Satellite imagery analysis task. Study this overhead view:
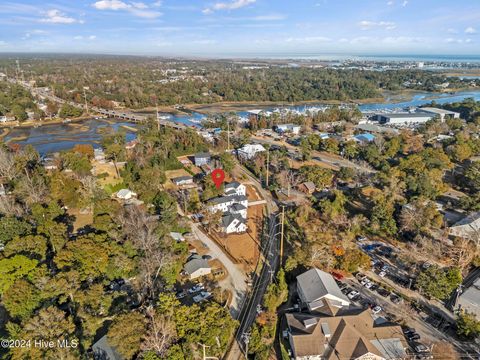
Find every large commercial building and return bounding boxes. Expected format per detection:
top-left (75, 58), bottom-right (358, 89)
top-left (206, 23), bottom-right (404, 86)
top-left (374, 113), bottom-right (434, 126)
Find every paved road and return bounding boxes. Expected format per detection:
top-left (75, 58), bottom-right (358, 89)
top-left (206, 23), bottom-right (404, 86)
top-left (227, 213), bottom-right (280, 360)
top-left (189, 222), bottom-right (248, 319)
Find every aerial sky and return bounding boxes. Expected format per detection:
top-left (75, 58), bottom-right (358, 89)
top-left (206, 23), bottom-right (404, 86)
top-left (0, 0), bottom-right (479, 57)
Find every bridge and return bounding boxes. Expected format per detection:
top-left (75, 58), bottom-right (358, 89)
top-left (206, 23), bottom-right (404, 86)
top-left (9, 78), bottom-right (187, 130)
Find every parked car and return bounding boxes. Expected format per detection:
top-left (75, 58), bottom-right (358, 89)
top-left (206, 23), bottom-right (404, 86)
top-left (403, 327), bottom-right (416, 335)
top-left (361, 278), bottom-right (370, 285)
top-left (193, 291), bottom-right (211, 303)
top-left (364, 281), bottom-right (374, 289)
top-left (391, 294), bottom-right (402, 304)
top-left (377, 288), bottom-right (390, 297)
top-left (413, 343), bottom-right (430, 353)
top-left (407, 333), bottom-right (421, 341)
top-left (347, 290), bottom-right (359, 299)
top-left (188, 284), bottom-right (204, 294)
top-left (372, 306), bottom-right (382, 314)
top-left (356, 235), bottom-right (368, 242)
top-left (370, 283), bottom-right (379, 291)
top-left (176, 291), bottom-right (187, 299)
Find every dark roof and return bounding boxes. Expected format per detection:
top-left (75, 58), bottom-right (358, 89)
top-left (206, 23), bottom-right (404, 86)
top-left (208, 194), bottom-right (248, 205)
top-left (184, 254), bottom-right (210, 274)
top-left (225, 181), bottom-right (242, 190)
top-left (222, 213), bottom-right (246, 228)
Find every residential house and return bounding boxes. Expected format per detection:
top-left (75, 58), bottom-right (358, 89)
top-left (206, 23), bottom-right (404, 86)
top-left (225, 181), bottom-right (246, 196)
top-left (172, 176), bottom-right (194, 187)
top-left (94, 148), bottom-right (106, 162)
top-left (169, 232), bottom-right (185, 242)
top-left (449, 211), bottom-right (480, 238)
top-left (116, 189), bottom-right (137, 200)
top-left (297, 181), bottom-right (316, 195)
top-left (455, 276), bottom-right (480, 319)
top-left (92, 335), bottom-right (123, 360)
top-left (353, 133), bottom-right (376, 144)
top-left (275, 124), bottom-right (301, 135)
top-left (222, 213), bottom-right (247, 234)
top-left (237, 143), bottom-right (266, 160)
top-left (286, 307), bottom-right (407, 360)
top-left (207, 181), bottom-right (249, 234)
top-left (296, 268), bottom-right (350, 312)
top-left (184, 254), bottom-right (211, 280)
top-left (194, 152), bottom-right (211, 166)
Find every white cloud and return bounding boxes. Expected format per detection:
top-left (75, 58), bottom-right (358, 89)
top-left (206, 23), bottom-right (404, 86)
top-left (466, 38), bottom-right (473, 43)
top-left (92, 0), bottom-right (162, 18)
top-left (401, 0), bottom-right (408, 7)
top-left (465, 26), bottom-right (477, 34)
top-left (359, 20), bottom-right (396, 30)
top-left (203, 0), bottom-right (255, 14)
top-left (445, 38), bottom-right (464, 44)
top-left (387, 1), bottom-right (394, 5)
top-left (40, 9), bottom-right (80, 24)
top-left (285, 36), bottom-right (331, 44)
top-left (193, 39), bottom-right (217, 45)
top-left (93, 0), bottom-right (130, 10)
top-left (252, 14), bottom-right (285, 21)
top-left (74, 35), bottom-right (97, 40)
top-left (89, 35), bottom-right (97, 40)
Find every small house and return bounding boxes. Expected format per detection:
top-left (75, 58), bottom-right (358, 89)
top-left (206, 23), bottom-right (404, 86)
top-left (116, 189), bottom-right (137, 200)
top-left (275, 124), bottom-right (301, 135)
top-left (184, 254), bottom-right (211, 280)
top-left (194, 152), bottom-right (211, 167)
top-left (222, 213), bottom-right (248, 234)
top-left (169, 232), bottom-right (185, 242)
top-left (172, 176), bottom-right (194, 187)
top-left (298, 181), bottom-right (316, 195)
top-left (237, 144), bottom-right (266, 160)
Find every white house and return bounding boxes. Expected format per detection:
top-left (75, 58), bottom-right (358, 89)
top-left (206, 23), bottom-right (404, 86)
top-left (208, 194), bottom-right (248, 213)
top-left (276, 124), bottom-right (301, 135)
top-left (0, 116), bottom-right (7, 123)
top-left (116, 189), bottom-right (137, 200)
top-left (237, 144), bottom-right (266, 160)
top-left (169, 232), bottom-right (185, 242)
top-left (172, 176), bottom-right (194, 187)
top-left (225, 181), bottom-right (246, 196)
top-left (184, 255), bottom-right (211, 280)
top-left (194, 152), bottom-right (211, 166)
top-left (222, 213), bottom-right (248, 234)
top-left (296, 268), bottom-right (350, 312)
top-left (229, 203), bottom-right (248, 218)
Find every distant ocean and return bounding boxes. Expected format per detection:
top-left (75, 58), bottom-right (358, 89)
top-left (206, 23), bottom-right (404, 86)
top-left (216, 53), bottom-right (480, 63)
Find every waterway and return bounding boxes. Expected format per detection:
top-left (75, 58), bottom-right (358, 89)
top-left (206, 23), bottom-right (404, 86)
top-left (3, 89), bottom-right (480, 155)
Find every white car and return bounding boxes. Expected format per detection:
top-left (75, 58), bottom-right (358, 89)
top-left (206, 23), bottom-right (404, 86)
top-left (364, 281), bottom-right (374, 289)
top-left (347, 290), bottom-right (359, 299)
top-left (372, 306), bottom-right (382, 314)
top-left (188, 284), bottom-right (205, 294)
top-left (193, 291), bottom-right (211, 303)
top-left (379, 271), bottom-right (387, 277)
top-left (361, 278), bottom-right (370, 285)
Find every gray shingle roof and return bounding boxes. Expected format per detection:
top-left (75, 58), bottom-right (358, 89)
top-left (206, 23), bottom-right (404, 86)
top-left (297, 268), bottom-right (349, 304)
top-left (184, 255), bottom-right (210, 275)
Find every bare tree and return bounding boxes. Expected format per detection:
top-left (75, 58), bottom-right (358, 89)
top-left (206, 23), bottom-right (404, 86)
top-left (277, 169), bottom-right (300, 197)
top-left (0, 147), bottom-right (18, 181)
top-left (142, 307), bottom-right (176, 357)
top-left (116, 205), bottom-right (171, 300)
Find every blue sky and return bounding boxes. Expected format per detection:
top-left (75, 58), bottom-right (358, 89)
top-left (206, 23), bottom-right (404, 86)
top-left (0, 0), bottom-right (478, 57)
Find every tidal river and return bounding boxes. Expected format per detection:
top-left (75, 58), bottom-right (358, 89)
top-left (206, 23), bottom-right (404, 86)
top-left (3, 89), bottom-right (480, 155)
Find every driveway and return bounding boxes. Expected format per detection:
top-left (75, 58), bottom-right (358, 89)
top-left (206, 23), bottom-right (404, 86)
top-left (190, 222), bottom-right (248, 319)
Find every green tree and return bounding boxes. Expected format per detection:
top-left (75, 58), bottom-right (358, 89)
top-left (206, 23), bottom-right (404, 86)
top-left (219, 152), bottom-right (235, 173)
top-left (299, 165), bottom-right (333, 188)
top-left (107, 312), bottom-right (147, 359)
top-left (2, 279), bottom-right (41, 320)
top-left (0, 216), bottom-right (32, 245)
top-left (4, 234), bottom-right (48, 261)
top-left (0, 255), bottom-right (38, 294)
top-left (416, 265), bottom-right (462, 300)
top-left (456, 311), bottom-right (480, 339)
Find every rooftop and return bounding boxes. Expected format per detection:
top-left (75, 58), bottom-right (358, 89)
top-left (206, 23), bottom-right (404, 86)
top-left (297, 268), bottom-right (350, 305)
top-left (184, 254), bottom-right (210, 275)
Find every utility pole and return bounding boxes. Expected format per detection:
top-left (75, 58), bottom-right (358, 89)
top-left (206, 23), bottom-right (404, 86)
top-left (280, 205), bottom-right (285, 266)
top-left (197, 343), bottom-right (218, 360)
top-left (227, 118), bottom-right (230, 151)
top-left (265, 149), bottom-right (270, 188)
top-left (156, 103), bottom-right (160, 131)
